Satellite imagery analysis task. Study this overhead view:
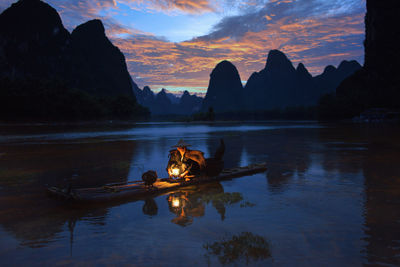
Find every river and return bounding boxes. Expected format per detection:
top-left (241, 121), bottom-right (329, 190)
top-left (0, 121), bottom-right (399, 266)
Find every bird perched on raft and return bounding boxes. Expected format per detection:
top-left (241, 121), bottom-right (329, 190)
top-left (142, 170), bottom-right (158, 189)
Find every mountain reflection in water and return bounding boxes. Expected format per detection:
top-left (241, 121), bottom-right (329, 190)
top-left (0, 122), bottom-right (399, 266)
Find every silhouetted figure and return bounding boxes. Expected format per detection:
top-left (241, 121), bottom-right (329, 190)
top-left (167, 139), bottom-right (225, 179)
top-left (167, 140), bottom-right (206, 180)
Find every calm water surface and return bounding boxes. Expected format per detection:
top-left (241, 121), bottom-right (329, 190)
top-left (0, 122), bottom-right (399, 266)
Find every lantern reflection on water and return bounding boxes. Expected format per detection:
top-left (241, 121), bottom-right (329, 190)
top-left (171, 196), bottom-right (181, 208)
top-left (167, 192), bottom-right (193, 227)
top-left (168, 194), bottom-right (183, 211)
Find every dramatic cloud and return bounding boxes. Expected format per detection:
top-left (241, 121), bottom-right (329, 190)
top-left (119, 0), bottom-right (271, 14)
top-left (113, 0), bottom-right (365, 91)
top-left (0, 0), bottom-right (366, 93)
top-left (125, 0), bottom-right (215, 14)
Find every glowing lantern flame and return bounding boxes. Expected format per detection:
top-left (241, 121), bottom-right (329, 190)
top-left (172, 197), bottom-right (180, 208)
top-left (171, 168), bottom-right (180, 177)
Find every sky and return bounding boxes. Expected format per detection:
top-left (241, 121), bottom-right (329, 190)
top-left (1, 0), bottom-right (366, 96)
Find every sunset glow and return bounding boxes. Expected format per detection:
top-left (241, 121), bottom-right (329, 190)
top-left (0, 0), bottom-right (365, 94)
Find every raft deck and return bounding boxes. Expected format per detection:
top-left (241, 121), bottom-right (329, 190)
top-left (47, 163), bottom-right (267, 202)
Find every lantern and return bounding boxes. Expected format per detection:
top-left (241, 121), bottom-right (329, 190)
top-left (168, 163), bottom-right (188, 179)
top-left (171, 167), bottom-right (180, 177)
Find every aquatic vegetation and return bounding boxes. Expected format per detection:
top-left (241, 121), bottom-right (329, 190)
top-left (204, 232), bottom-right (271, 265)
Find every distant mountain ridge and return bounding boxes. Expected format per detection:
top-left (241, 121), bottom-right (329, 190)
top-left (135, 49), bottom-right (361, 117)
top-left (0, 0), bottom-right (365, 120)
top-left (245, 50), bottom-right (361, 110)
top-left (202, 50), bottom-right (361, 113)
top-left (133, 87), bottom-right (202, 115)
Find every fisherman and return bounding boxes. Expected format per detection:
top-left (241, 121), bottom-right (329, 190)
top-left (167, 139), bottom-right (206, 180)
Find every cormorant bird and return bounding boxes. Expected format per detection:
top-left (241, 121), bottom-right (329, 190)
top-left (142, 170), bottom-right (158, 189)
top-left (214, 139), bottom-right (225, 160)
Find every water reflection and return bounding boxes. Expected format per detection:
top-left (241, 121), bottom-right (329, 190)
top-left (318, 126), bottom-right (367, 174)
top-left (0, 140), bottom-right (136, 189)
top-left (361, 133), bottom-right (400, 266)
top-left (234, 127), bottom-right (315, 193)
top-left (142, 198), bottom-right (158, 216)
top-left (318, 125), bottom-right (400, 266)
top-left (166, 183), bottom-right (252, 226)
top-left (204, 232), bottom-right (272, 265)
top-left (0, 139), bottom-right (137, 252)
top-left (0, 122), bottom-right (399, 266)
top-left (207, 135), bottom-right (244, 169)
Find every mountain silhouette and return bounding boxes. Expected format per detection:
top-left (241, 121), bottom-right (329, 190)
top-left (166, 91), bottom-right (180, 104)
top-left (315, 60), bottom-right (361, 96)
top-left (0, 0), bottom-right (70, 80)
top-left (243, 50), bottom-right (360, 111)
top-left (154, 89), bottom-right (173, 114)
top-left (295, 62), bottom-right (317, 105)
top-left (245, 50), bottom-right (298, 109)
top-left (134, 85), bottom-right (153, 107)
top-left (198, 50), bottom-right (360, 115)
top-left (69, 19), bottom-right (134, 97)
top-left (0, 0), bottom-right (376, 120)
top-left (0, 0), bottom-right (134, 97)
top-left (179, 90), bottom-right (202, 114)
top-left (334, 0), bottom-right (400, 117)
top-left (0, 0), bottom-right (146, 120)
top-left (202, 60), bottom-right (244, 112)
top-left (132, 86), bottom-right (202, 115)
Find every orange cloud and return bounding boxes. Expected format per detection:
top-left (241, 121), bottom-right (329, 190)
top-left (111, 6), bottom-right (365, 92)
top-left (117, 0), bottom-right (215, 14)
top-left (0, 0), bottom-right (365, 93)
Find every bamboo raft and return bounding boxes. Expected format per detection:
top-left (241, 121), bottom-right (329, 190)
top-left (47, 163), bottom-right (267, 202)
